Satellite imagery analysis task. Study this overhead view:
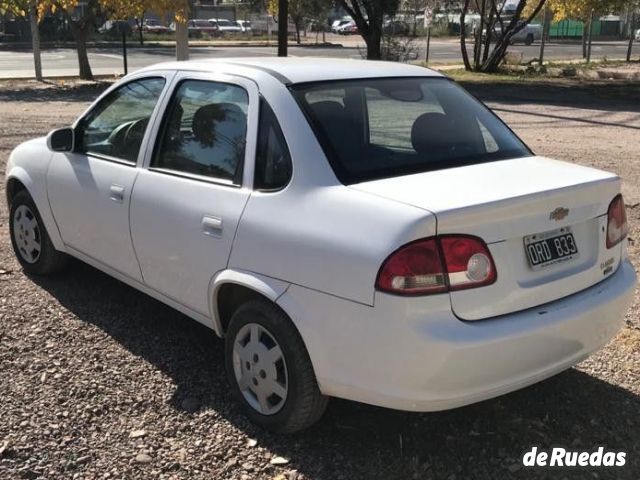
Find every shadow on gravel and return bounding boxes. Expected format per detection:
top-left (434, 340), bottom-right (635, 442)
top-left (0, 82), bottom-right (112, 103)
top-left (462, 81), bottom-right (640, 114)
top-left (31, 259), bottom-right (640, 480)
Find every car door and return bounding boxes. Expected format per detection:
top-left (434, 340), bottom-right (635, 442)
top-left (129, 72), bottom-right (257, 316)
top-left (46, 73), bottom-right (173, 281)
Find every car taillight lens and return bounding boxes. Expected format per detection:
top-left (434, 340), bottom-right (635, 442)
top-left (440, 236), bottom-right (497, 291)
top-left (606, 194), bottom-right (628, 249)
top-left (376, 235), bottom-right (497, 296)
top-left (376, 238), bottom-right (447, 295)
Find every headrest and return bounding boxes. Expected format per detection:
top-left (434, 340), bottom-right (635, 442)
top-left (192, 103), bottom-right (245, 147)
top-left (309, 101), bottom-right (345, 122)
top-left (411, 112), bottom-right (458, 155)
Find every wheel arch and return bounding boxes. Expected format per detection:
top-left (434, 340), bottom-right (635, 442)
top-left (5, 168), bottom-right (65, 251)
top-left (6, 176), bottom-right (30, 209)
top-left (5, 170), bottom-right (34, 208)
top-left (209, 269), bottom-right (290, 337)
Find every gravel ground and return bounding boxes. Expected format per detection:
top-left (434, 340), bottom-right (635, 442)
top-left (0, 79), bottom-right (639, 480)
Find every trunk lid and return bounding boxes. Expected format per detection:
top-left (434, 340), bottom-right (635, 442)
top-left (352, 156), bottom-right (623, 320)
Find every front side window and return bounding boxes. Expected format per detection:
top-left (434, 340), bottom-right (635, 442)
top-left (290, 77), bottom-right (531, 184)
top-left (152, 80), bottom-right (248, 184)
top-left (78, 77), bottom-right (165, 163)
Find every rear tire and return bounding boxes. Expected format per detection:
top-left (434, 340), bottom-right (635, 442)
top-left (9, 190), bottom-right (67, 275)
top-left (525, 34), bottom-right (534, 45)
top-left (224, 299), bottom-right (328, 433)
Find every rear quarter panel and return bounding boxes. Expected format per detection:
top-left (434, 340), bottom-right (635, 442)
top-left (229, 186), bottom-right (436, 305)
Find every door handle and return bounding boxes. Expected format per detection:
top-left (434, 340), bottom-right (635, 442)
top-left (109, 185), bottom-right (125, 203)
top-left (202, 216), bottom-right (223, 237)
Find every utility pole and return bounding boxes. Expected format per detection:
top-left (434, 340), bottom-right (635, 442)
top-left (627, 13), bottom-right (636, 62)
top-left (278, 0), bottom-right (288, 57)
top-left (122, 27), bottom-right (128, 75)
top-left (425, 26), bottom-right (431, 62)
top-left (586, 9), bottom-right (594, 63)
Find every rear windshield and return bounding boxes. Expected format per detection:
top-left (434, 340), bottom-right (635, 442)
top-left (290, 77), bottom-right (531, 184)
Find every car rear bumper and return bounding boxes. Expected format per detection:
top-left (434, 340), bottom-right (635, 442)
top-left (277, 259), bottom-right (636, 412)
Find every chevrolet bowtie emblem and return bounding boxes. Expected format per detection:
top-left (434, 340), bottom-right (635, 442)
top-left (549, 207), bottom-right (569, 221)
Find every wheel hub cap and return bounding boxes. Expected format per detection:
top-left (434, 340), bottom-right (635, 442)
top-left (232, 323), bottom-right (288, 415)
top-left (13, 205), bottom-right (41, 264)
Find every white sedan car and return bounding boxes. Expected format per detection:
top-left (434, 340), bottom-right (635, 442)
top-left (5, 58), bottom-right (636, 433)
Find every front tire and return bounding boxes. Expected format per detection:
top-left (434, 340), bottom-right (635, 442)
top-left (525, 34), bottom-right (534, 45)
top-left (224, 299), bottom-right (328, 433)
top-left (9, 190), bottom-right (67, 275)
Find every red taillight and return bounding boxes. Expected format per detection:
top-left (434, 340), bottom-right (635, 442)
top-left (376, 235), bottom-right (497, 296)
top-left (376, 238), bottom-right (447, 295)
top-left (606, 194), bottom-right (628, 249)
top-left (440, 235), bottom-right (497, 291)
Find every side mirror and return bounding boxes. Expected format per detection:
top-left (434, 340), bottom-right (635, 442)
top-left (46, 127), bottom-right (75, 152)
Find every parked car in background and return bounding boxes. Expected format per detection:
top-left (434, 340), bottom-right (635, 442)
top-left (209, 18), bottom-right (242, 34)
top-left (382, 20), bottom-right (409, 35)
top-left (486, 21), bottom-right (542, 45)
top-left (636, 28), bottom-right (640, 41)
top-left (170, 20), bottom-right (218, 37)
top-left (188, 19), bottom-right (219, 37)
top-left (98, 20), bottom-right (132, 36)
top-left (337, 21), bottom-right (358, 35)
top-left (237, 20), bottom-right (252, 33)
top-left (251, 16), bottom-right (296, 35)
top-left (331, 18), bottom-right (352, 33)
top-left (308, 20), bottom-right (327, 32)
top-left (6, 58), bottom-right (635, 433)
top-left (141, 19), bottom-right (170, 34)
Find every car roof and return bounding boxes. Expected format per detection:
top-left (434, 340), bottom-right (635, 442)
top-left (138, 57), bottom-right (443, 85)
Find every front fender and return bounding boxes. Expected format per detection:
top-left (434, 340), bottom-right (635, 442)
top-left (208, 269), bottom-right (290, 336)
top-left (5, 139), bottom-right (65, 251)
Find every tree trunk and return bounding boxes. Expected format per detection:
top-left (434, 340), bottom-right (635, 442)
top-left (460, 0), bottom-right (472, 71)
top-left (364, 28), bottom-right (382, 59)
top-left (69, 21), bottom-right (93, 80)
top-left (482, 8), bottom-right (494, 65)
top-left (277, 0), bottom-right (288, 57)
top-left (627, 14), bottom-right (635, 62)
top-left (474, 0), bottom-right (486, 70)
top-left (135, 17), bottom-right (144, 46)
top-left (175, 20), bottom-right (189, 61)
top-left (295, 21), bottom-right (301, 44)
top-left (29, 4), bottom-right (42, 81)
top-left (481, 31), bottom-right (513, 73)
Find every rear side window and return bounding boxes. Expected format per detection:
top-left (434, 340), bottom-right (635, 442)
top-left (254, 99), bottom-right (292, 191)
top-left (152, 80), bottom-right (248, 184)
top-left (290, 78), bottom-right (531, 184)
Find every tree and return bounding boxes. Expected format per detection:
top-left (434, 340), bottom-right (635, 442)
top-left (337, 0), bottom-right (401, 59)
top-left (286, 0), bottom-right (331, 43)
top-left (29, 0), bottom-right (98, 79)
top-left (540, 0), bottom-right (628, 58)
top-left (460, 0), bottom-right (547, 72)
top-left (103, 0), bottom-right (190, 60)
top-left (0, 0), bottom-right (43, 80)
top-left (625, 1), bottom-right (640, 61)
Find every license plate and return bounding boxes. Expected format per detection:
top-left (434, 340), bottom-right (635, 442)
top-left (524, 227), bottom-right (578, 270)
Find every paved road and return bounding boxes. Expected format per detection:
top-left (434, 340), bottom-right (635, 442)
top-left (0, 40), bottom-right (634, 78)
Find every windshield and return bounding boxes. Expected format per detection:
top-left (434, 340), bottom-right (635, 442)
top-left (290, 77), bottom-right (531, 184)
